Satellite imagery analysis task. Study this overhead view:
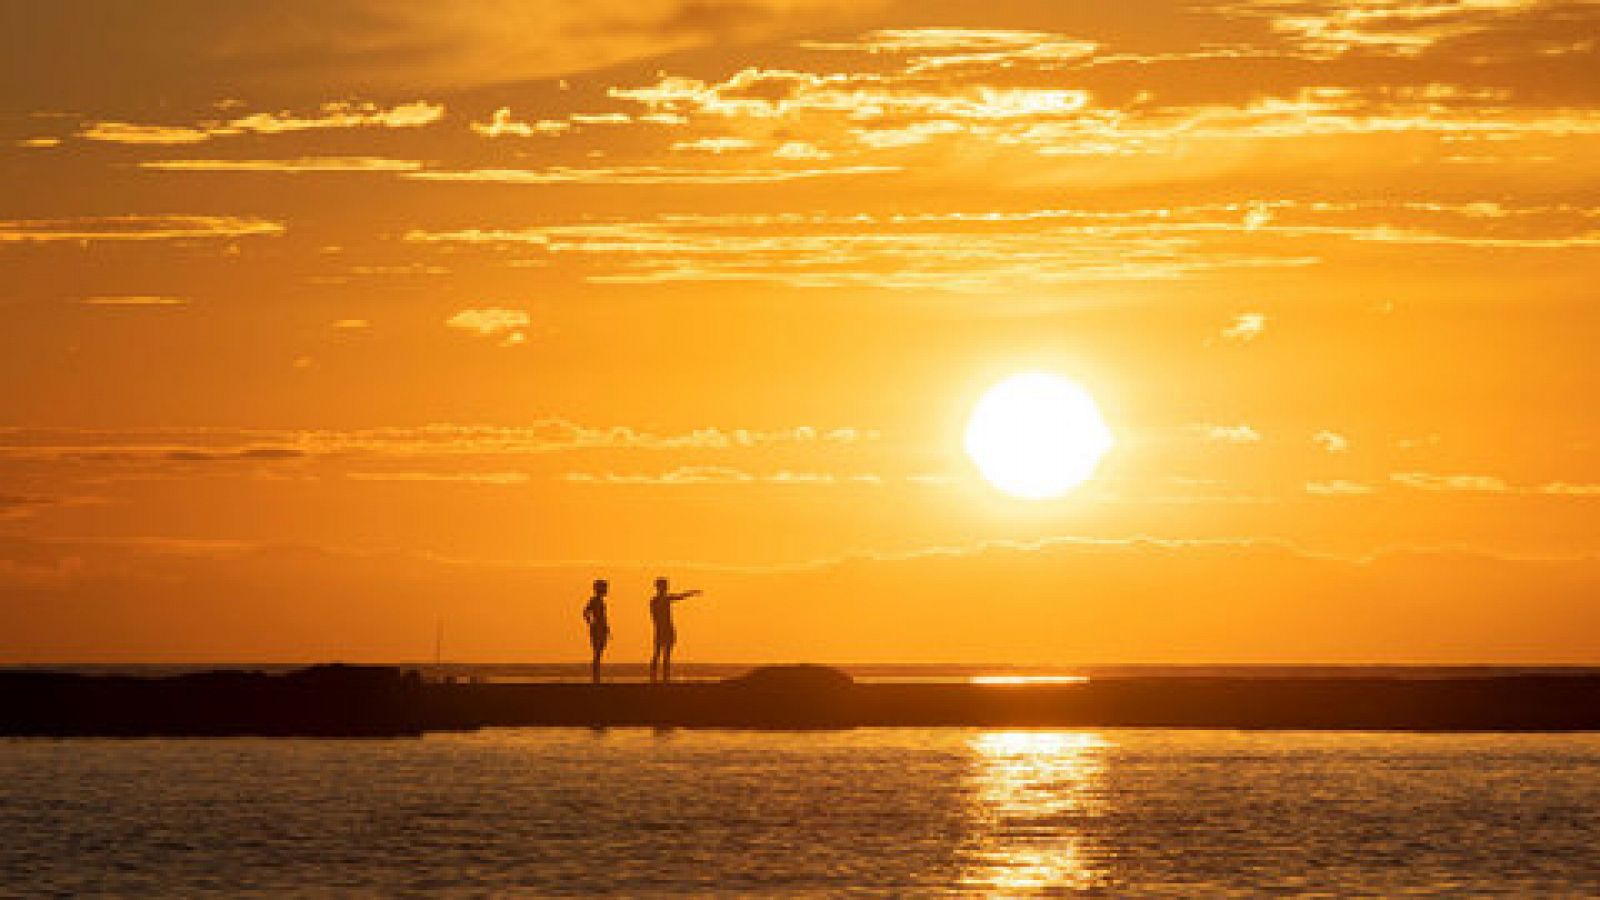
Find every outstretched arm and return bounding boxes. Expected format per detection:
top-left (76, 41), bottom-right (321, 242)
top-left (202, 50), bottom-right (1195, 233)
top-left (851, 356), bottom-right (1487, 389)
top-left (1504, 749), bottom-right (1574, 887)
top-left (669, 589), bottom-right (703, 602)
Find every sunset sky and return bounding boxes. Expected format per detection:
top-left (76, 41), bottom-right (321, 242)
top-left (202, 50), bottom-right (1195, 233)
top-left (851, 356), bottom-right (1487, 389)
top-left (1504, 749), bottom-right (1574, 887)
top-left (2, 0), bottom-right (1596, 663)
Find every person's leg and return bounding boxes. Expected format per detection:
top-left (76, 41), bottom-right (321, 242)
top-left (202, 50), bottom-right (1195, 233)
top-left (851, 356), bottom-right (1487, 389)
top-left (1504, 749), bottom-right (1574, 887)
top-left (650, 641), bottom-right (662, 682)
top-left (662, 638), bottom-right (674, 683)
top-left (591, 636), bottom-right (602, 684)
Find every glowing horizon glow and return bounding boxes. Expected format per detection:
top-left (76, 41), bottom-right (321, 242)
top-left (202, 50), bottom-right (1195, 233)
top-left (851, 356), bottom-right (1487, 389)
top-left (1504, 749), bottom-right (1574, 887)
top-left (964, 373), bottom-right (1114, 500)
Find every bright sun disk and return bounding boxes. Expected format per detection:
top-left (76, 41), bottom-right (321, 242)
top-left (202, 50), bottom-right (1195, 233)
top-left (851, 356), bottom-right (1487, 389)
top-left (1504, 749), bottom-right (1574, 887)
top-left (964, 373), bottom-right (1113, 500)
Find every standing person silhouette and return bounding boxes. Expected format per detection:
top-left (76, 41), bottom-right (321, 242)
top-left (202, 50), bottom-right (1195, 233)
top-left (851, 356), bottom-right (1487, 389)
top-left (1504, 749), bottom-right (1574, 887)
top-left (583, 579), bottom-right (610, 684)
top-left (649, 577), bottom-right (701, 683)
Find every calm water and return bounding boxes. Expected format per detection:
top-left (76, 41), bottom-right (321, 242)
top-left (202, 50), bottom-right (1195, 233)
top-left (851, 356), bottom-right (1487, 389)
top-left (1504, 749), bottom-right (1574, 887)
top-left (2, 729), bottom-right (1598, 896)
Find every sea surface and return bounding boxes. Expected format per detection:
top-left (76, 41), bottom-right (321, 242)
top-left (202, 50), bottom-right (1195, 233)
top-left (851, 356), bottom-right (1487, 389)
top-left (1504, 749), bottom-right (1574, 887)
top-left (2, 729), bottom-right (1598, 896)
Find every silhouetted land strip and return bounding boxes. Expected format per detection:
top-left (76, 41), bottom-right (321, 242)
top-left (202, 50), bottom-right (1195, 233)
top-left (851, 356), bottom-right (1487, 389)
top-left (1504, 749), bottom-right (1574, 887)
top-left (3, 664), bottom-right (1598, 736)
top-left (0, 665), bottom-right (425, 737)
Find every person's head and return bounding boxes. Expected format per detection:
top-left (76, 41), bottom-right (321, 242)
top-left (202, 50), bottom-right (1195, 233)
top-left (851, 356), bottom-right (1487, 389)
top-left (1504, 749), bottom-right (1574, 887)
top-left (592, 578), bottom-right (608, 596)
top-left (654, 577), bottom-right (669, 594)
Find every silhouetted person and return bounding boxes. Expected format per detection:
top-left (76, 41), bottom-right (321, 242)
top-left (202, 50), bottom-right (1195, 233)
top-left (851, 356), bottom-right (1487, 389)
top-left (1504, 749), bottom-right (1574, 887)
top-left (649, 577), bottom-right (701, 683)
top-left (583, 579), bottom-right (610, 684)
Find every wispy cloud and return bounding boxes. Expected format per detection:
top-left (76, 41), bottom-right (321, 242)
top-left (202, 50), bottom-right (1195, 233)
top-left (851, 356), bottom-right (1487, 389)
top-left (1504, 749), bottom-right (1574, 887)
top-left (347, 472), bottom-right (531, 485)
top-left (1199, 424), bottom-right (1264, 443)
top-left (77, 123), bottom-right (214, 145)
top-left (562, 467), bottom-right (887, 486)
top-left (595, 27), bottom-right (1600, 169)
top-left (78, 295), bottom-right (190, 307)
top-left (79, 101), bottom-right (444, 145)
top-left (403, 165), bottom-right (897, 185)
top-left (0, 493), bottom-right (104, 521)
top-left (1392, 472), bottom-right (1510, 492)
top-left (1220, 312), bottom-right (1268, 342)
top-left (0, 215), bottom-right (283, 243)
top-left (138, 157), bottom-right (424, 173)
top-left (1390, 473), bottom-right (1600, 496)
top-left (34, 1), bottom-right (882, 94)
top-left (673, 136), bottom-right (760, 153)
top-left (1305, 479), bottom-right (1375, 494)
top-left (400, 199), bottom-right (1597, 291)
top-left (1212, 0), bottom-right (1564, 57)
top-left (0, 422), bottom-right (878, 464)
top-left (1538, 482), bottom-right (1600, 496)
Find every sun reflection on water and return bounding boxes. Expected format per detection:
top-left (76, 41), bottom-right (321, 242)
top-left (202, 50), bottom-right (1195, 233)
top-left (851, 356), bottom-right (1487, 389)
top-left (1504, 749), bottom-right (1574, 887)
top-left (960, 730), bottom-right (1110, 895)
top-left (969, 675), bottom-right (1091, 686)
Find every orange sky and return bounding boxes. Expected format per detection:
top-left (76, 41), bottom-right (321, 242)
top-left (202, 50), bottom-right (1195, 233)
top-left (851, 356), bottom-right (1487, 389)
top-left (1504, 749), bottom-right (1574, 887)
top-left (1, 0), bottom-right (1596, 663)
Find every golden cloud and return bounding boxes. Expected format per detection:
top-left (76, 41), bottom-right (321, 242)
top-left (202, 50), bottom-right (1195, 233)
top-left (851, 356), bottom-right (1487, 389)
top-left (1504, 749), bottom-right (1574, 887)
top-left (79, 101), bottom-right (444, 145)
top-left (400, 199), bottom-right (1597, 291)
top-left (0, 215), bottom-right (284, 243)
top-left (138, 157), bottom-right (425, 173)
top-left (79, 296), bottom-right (190, 307)
top-left (444, 308), bottom-right (531, 347)
top-left (403, 165), bottom-right (897, 184)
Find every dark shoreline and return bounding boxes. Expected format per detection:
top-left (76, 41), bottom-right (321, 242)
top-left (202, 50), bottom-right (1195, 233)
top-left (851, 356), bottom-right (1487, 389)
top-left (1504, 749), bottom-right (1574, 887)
top-left (3, 664), bottom-right (1599, 736)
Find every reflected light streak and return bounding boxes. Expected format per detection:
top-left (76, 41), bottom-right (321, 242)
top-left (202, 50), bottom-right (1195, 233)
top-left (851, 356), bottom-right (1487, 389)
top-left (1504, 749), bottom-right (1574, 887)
top-left (960, 731), bottom-right (1110, 893)
top-left (970, 675), bottom-right (1091, 686)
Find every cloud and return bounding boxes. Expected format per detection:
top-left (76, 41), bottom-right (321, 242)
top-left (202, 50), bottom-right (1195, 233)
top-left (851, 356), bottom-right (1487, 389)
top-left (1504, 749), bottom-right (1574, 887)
top-left (403, 165), bottom-right (898, 185)
top-left (1198, 424), bottom-right (1264, 443)
top-left (1386, 472), bottom-right (1600, 497)
top-left (401, 199), bottom-right (1599, 292)
top-left (0, 495), bottom-right (61, 521)
top-left (1305, 479), bottom-right (1375, 494)
top-left (1212, 0), bottom-right (1570, 58)
top-left (773, 141), bottom-right (831, 159)
top-left (347, 264), bottom-right (448, 276)
top-left (162, 447), bottom-right (308, 463)
top-left (569, 112), bottom-right (633, 125)
top-left (673, 136), bottom-right (759, 153)
top-left (444, 308), bottom-right (531, 346)
top-left (469, 108), bottom-right (571, 137)
top-left (0, 422), bottom-right (878, 465)
top-left (79, 101), bottom-right (444, 144)
top-left (599, 31), bottom-right (1600, 171)
top-left (2, 1), bottom-right (880, 100)
top-left (1391, 472), bottom-right (1510, 492)
top-left (1538, 482), bottom-right (1600, 496)
top-left (403, 208), bottom-right (1324, 291)
top-left (230, 101), bottom-right (443, 133)
top-left (0, 215), bottom-right (284, 243)
top-left (330, 319), bottom-right (371, 329)
top-left (611, 66), bottom-right (1095, 123)
top-left (1220, 312), bottom-right (1268, 342)
top-left (1382, 477), bottom-right (1600, 497)
top-left (347, 472), bottom-right (531, 484)
top-left (1005, 86), bottom-right (1600, 160)
top-left (1314, 430), bottom-right (1350, 453)
top-left (79, 295), bottom-right (190, 307)
top-left (561, 467), bottom-right (887, 486)
top-left (803, 27), bottom-right (1099, 60)
top-left (76, 123), bottom-right (214, 145)
top-left (592, 24), bottom-right (1600, 169)
top-left (138, 157), bottom-right (424, 173)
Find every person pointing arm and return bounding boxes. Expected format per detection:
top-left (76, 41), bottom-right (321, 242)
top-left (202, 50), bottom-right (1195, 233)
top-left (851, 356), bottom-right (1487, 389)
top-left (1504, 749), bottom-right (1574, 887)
top-left (649, 578), bottom-right (703, 683)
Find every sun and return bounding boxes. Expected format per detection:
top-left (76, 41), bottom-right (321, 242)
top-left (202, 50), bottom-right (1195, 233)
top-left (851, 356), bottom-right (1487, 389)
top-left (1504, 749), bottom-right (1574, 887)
top-left (964, 373), bottom-right (1113, 500)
